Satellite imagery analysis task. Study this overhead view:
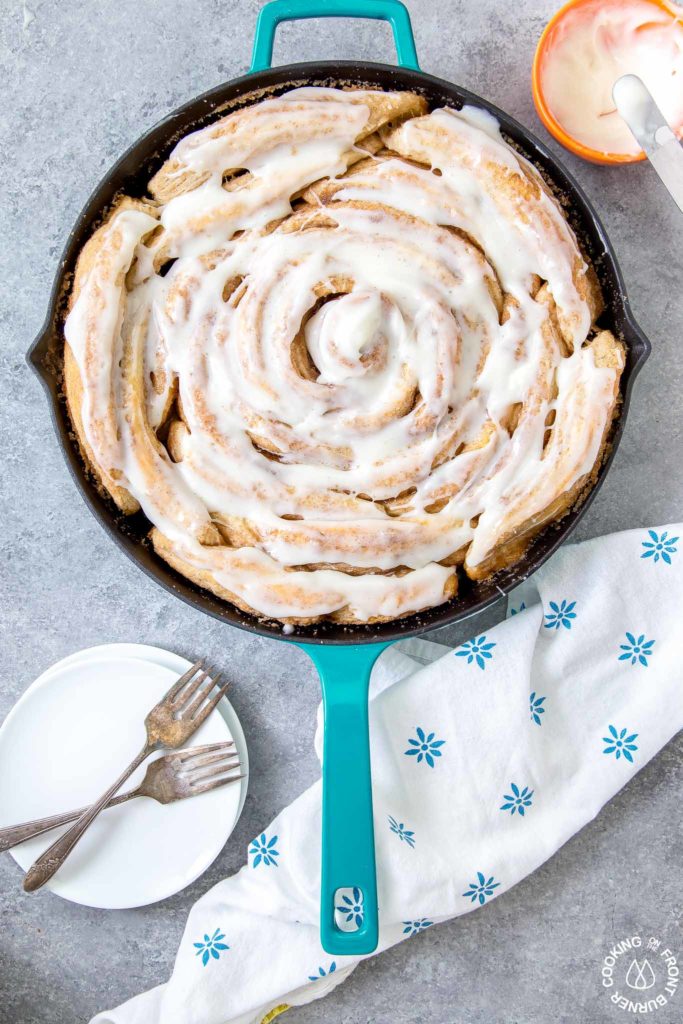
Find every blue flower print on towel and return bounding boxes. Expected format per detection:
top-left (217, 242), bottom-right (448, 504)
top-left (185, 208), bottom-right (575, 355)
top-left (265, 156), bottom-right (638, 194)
top-left (249, 832), bottom-right (279, 868)
top-left (641, 529), bottom-right (678, 565)
top-left (500, 783), bottom-right (534, 816)
top-left (403, 918), bottom-right (433, 936)
top-left (530, 692), bottom-right (546, 726)
top-left (510, 601), bottom-right (527, 616)
top-left (618, 633), bottom-right (655, 667)
top-left (463, 872), bottom-right (501, 905)
top-left (336, 888), bottom-right (364, 927)
top-left (388, 815), bottom-right (416, 848)
top-left (602, 725), bottom-right (638, 763)
top-left (404, 727), bottom-right (446, 767)
top-left (455, 635), bottom-right (496, 670)
top-left (193, 928), bottom-right (229, 966)
top-left (544, 599), bottom-right (577, 631)
top-left (309, 962), bottom-right (336, 982)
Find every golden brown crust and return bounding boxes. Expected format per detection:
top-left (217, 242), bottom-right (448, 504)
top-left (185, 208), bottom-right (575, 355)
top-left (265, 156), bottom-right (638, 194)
top-left (150, 527), bottom-right (457, 626)
top-left (63, 198), bottom-right (158, 514)
top-left (64, 341), bottom-right (140, 514)
top-left (465, 330), bottom-right (625, 580)
top-left (149, 90), bottom-right (428, 204)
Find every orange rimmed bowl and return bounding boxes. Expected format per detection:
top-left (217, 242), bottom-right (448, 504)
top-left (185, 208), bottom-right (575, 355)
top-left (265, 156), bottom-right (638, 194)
top-left (532, 0), bottom-right (682, 164)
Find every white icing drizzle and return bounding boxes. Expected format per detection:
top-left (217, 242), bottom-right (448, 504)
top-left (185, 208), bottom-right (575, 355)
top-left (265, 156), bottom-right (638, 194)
top-left (64, 88), bottom-right (623, 623)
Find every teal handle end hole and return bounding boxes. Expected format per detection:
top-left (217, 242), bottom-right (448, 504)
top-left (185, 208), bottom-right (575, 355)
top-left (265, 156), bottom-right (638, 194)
top-left (333, 886), bottom-right (365, 933)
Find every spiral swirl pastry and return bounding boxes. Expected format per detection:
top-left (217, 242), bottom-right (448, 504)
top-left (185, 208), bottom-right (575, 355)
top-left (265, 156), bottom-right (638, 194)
top-left (64, 87), bottom-right (624, 625)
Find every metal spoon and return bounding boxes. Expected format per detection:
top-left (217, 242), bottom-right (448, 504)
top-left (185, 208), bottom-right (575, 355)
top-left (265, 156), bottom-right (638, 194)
top-left (613, 74), bottom-right (683, 213)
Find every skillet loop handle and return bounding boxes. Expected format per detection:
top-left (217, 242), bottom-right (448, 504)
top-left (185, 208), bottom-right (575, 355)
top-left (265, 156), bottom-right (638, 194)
top-left (299, 641), bottom-right (389, 955)
top-left (250, 0), bottom-right (420, 73)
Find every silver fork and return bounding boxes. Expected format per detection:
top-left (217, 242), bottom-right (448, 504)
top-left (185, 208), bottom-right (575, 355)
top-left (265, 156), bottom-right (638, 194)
top-left (0, 743), bottom-right (242, 853)
top-left (23, 661), bottom-right (230, 892)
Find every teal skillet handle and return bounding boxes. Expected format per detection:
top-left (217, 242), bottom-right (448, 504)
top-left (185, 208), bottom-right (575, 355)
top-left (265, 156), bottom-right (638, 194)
top-left (299, 641), bottom-right (390, 954)
top-left (250, 0), bottom-right (420, 73)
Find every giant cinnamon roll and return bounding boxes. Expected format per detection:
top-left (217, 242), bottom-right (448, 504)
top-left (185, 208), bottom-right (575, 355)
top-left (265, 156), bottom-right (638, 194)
top-left (63, 87), bottom-right (624, 625)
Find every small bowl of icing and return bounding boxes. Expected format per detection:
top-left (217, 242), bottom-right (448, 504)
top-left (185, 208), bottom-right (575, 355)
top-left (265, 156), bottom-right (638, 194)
top-left (532, 0), bottom-right (683, 163)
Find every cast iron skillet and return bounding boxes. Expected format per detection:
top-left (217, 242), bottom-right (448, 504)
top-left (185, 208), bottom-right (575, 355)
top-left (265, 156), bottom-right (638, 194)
top-left (28, 0), bottom-right (650, 955)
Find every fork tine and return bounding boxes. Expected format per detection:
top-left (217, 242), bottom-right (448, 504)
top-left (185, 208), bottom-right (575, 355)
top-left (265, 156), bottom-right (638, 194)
top-left (173, 670), bottom-right (210, 710)
top-left (179, 673), bottom-right (220, 719)
top-left (163, 661), bottom-right (205, 703)
top-left (176, 742), bottom-right (235, 764)
top-left (186, 756), bottom-right (241, 782)
top-left (189, 773), bottom-right (246, 796)
top-left (191, 680), bottom-right (231, 725)
top-left (184, 747), bottom-right (238, 771)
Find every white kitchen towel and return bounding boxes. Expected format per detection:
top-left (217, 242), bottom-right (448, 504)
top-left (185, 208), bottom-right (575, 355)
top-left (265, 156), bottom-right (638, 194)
top-left (92, 525), bottom-right (683, 1024)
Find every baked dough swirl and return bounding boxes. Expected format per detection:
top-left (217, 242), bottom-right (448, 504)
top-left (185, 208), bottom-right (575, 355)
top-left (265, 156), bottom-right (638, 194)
top-left (64, 87), bottom-right (624, 625)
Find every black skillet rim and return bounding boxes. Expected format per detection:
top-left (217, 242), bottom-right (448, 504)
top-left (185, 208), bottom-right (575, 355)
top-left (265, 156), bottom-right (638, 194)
top-left (27, 60), bottom-right (652, 646)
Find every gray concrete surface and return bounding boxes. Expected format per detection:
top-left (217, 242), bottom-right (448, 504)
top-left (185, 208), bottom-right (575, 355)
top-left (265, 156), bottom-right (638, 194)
top-left (1, 0), bottom-right (681, 1021)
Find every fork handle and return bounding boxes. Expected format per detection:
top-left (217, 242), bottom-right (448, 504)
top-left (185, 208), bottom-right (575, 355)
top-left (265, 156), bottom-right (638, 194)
top-left (0, 788), bottom-right (140, 853)
top-left (22, 745), bottom-right (150, 892)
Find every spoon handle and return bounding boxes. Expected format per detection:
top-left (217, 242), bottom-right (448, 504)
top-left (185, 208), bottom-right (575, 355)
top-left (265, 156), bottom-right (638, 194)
top-left (613, 74), bottom-right (683, 213)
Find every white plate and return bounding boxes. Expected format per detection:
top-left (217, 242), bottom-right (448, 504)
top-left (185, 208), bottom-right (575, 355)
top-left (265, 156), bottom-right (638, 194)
top-left (40, 644), bottom-right (249, 819)
top-left (0, 645), bottom-right (248, 908)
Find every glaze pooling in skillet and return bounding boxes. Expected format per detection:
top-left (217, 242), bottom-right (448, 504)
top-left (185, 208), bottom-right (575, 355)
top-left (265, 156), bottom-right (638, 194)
top-left (63, 86), bottom-right (624, 624)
